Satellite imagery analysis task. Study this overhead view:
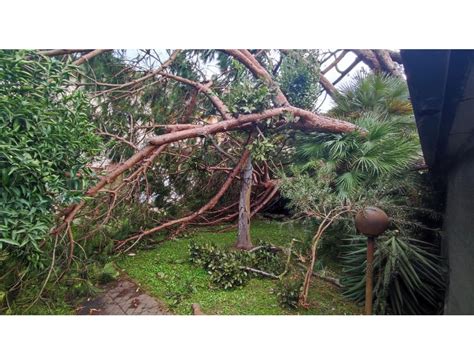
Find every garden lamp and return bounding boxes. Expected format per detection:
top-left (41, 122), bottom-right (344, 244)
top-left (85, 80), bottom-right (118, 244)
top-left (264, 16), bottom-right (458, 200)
top-left (354, 207), bottom-right (389, 315)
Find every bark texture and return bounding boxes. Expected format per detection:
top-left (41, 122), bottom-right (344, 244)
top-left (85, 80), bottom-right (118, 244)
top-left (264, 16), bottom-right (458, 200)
top-left (235, 154), bottom-right (254, 250)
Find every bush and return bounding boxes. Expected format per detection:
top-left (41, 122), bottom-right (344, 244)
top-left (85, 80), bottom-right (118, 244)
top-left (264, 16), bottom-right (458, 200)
top-left (275, 275), bottom-right (303, 309)
top-left (243, 242), bottom-right (286, 276)
top-left (189, 242), bottom-right (249, 289)
top-left (189, 242), bottom-right (222, 269)
top-left (209, 257), bottom-right (249, 290)
top-left (189, 241), bottom-right (288, 290)
top-left (0, 50), bottom-right (99, 251)
top-left (0, 50), bottom-right (100, 305)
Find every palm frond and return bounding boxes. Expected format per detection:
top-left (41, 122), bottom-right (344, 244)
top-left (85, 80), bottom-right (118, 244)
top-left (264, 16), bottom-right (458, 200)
top-left (341, 235), bottom-right (446, 314)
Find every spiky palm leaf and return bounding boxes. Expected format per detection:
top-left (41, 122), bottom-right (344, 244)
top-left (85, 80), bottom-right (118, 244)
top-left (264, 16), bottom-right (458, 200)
top-left (340, 235), bottom-right (445, 314)
top-left (330, 71), bottom-right (413, 119)
top-left (295, 113), bottom-right (420, 197)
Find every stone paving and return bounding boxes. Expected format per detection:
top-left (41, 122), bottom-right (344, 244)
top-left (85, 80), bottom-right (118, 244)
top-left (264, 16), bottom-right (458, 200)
top-left (76, 279), bottom-right (168, 315)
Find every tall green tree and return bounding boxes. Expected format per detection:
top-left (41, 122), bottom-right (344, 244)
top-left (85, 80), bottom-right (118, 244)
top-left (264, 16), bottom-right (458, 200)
top-left (0, 50), bottom-right (100, 307)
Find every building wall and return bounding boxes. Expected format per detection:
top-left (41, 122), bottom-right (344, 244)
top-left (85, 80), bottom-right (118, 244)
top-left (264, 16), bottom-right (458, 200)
top-left (444, 147), bottom-right (474, 314)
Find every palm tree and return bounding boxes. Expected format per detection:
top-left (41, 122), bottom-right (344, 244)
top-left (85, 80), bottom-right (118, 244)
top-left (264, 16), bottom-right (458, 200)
top-left (283, 71), bottom-right (445, 314)
top-left (295, 113), bottom-right (420, 199)
top-left (330, 71), bottom-right (413, 119)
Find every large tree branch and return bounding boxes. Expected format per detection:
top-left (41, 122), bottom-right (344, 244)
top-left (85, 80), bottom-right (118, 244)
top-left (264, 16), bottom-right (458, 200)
top-left (351, 49), bottom-right (382, 71)
top-left (93, 50), bottom-right (181, 96)
top-left (223, 49), bottom-right (290, 107)
top-left (158, 73), bottom-right (232, 119)
top-left (55, 105), bottom-right (357, 239)
top-left (388, 50), bottom-right (402, 64)
top-left (319, 74), bottom-right (339, 98)
top-left (54, 144), bottom-right (167, 234)
top-left (73, 49), bottom-right (112, 66)
top-left (115, 148), bottom-right (251, 250)
top-left (147, 107), bottom-right (359, 149)
top-left (39, 49), bottom-right (93, 57)
top-left (374, 50), bottom-right (403, 78)
top-left (351, 49), bottom-right (402, 78)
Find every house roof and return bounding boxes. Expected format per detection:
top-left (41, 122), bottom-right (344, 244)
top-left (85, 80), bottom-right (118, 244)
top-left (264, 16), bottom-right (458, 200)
top-left (402, 50), bottom-right (474, 171)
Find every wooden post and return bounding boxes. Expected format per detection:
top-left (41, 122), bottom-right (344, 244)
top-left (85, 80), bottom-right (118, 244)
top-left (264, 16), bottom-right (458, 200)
top-left (191, 303), bottom-right (203, 315)
top-left (365, 236), bottom-right (375, 315)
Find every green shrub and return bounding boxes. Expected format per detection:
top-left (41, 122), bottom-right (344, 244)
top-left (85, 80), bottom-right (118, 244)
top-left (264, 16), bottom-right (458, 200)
top-left (275, 275), bottom-right (303, 309)
top-left (189, 242), bottom-right (221, 269)
top-left (189, 240), bottom-right (289, 290)
top-left (189, 242), bottom-right (249, 289)
top-left (209, 257), bottom-right (249, 290)
top-left (67, 279), bottom-right (100, 299)
top-left (243, 242), bottom-right (286, 276)
top-left (0, 50), bottom-right (99, 251)
top-left (0, 50), bottom-right (100, 305)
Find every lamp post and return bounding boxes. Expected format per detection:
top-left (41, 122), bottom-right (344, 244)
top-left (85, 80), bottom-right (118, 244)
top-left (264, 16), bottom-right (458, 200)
top-left (354, 207), bottom-right (389, 315)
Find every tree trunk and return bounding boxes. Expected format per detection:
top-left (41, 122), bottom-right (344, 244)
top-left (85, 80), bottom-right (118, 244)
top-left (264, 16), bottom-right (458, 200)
top-left (235, 154), bottom-right (253, 250)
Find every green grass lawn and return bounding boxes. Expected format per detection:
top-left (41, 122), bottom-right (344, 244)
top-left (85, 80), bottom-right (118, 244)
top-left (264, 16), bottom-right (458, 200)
top-left (116, 219), bottom-right (362, 315)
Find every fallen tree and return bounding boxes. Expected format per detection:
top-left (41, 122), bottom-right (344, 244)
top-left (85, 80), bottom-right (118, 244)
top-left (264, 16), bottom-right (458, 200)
top-left (48, 49), bottom-right (402, 261)
top-left (1, 48), bottom-right (408, 311)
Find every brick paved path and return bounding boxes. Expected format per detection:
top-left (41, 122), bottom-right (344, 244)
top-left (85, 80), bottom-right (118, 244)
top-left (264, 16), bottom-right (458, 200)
top-left (76, 279), bottom-right (168, 315)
